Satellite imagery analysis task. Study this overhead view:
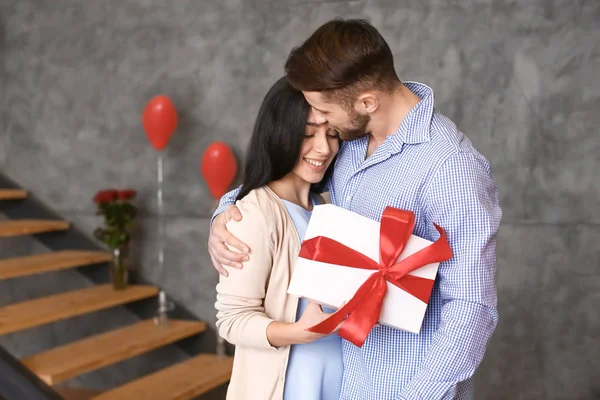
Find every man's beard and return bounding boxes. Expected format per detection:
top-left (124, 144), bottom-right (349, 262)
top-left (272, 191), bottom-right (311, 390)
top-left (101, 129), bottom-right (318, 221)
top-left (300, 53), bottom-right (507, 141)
top-left (336, 110), bottom-right (371, 141)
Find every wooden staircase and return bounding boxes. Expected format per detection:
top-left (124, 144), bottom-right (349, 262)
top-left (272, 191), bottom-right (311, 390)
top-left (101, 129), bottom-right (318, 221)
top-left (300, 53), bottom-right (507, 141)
top-left (93, 354), bottom-right (233, 400)
top-left (0, 189), bottom-right (233, 399)
top-left (0, 219), bottom-right (70, 237)
top-left (0, 250), bottom-right (113, 280)
top-left (21, 319), bottom-right (208, 385)
top-left (0, 189), bottom-right (28, 200)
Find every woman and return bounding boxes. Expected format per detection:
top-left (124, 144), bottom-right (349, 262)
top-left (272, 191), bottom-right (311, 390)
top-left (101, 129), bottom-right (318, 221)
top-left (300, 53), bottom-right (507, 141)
top-left (215, 77), bottom-right (343, 400)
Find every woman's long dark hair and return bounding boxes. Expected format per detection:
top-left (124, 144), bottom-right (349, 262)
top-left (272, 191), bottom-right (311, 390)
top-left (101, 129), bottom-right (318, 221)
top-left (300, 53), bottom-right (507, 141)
top-left (236, 77), bottom-right (335, 201)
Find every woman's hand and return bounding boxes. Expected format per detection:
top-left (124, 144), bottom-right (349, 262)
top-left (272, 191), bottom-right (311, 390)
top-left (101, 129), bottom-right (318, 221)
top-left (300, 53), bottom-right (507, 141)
top-left (266, 301), bottom-right (346, 347)
top-left (294, 301), bottom-right (344, 344)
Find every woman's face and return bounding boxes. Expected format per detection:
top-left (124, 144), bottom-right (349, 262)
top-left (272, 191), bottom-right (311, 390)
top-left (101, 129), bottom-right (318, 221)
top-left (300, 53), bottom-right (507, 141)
top-left (291, 109), bottom-right (340, 184)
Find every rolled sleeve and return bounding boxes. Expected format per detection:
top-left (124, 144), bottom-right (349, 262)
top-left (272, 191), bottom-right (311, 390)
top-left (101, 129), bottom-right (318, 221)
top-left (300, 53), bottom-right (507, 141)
top-left (210, 186), bottom-right (242, 225)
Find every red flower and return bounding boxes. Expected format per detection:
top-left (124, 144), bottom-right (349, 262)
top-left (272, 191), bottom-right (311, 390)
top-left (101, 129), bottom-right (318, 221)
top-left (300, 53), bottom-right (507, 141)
top-left (93, 189), bottom-right (119, 204)
top-left (118, 189), bottom-right (137, 200)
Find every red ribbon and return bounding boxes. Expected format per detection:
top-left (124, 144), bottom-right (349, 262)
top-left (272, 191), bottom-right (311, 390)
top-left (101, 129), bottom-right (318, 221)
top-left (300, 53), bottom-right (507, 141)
top-left (299, 207), bottom-right (453, 347)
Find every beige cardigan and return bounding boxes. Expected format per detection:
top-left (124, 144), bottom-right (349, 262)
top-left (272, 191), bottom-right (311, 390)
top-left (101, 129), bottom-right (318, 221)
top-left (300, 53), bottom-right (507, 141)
top-left (215, 186), bottom-right (303, 400)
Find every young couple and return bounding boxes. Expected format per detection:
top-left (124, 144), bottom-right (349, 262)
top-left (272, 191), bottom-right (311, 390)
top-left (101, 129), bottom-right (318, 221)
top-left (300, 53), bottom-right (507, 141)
top-left (211, 19), bottom-right (502, 400)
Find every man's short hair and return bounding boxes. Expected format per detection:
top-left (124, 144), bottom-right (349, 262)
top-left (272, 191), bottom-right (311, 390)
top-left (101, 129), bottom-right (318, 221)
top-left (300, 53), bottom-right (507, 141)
top-left (284, 18), bottom-right (399, 108)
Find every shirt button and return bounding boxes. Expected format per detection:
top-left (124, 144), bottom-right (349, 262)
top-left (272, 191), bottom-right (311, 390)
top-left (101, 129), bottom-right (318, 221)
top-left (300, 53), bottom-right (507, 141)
top-left (346, 195), bottom-right (352, 202)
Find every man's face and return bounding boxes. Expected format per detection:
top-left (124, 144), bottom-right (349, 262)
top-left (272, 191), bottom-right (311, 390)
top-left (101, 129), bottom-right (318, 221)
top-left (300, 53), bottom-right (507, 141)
top-left (302, 91), bottom-right (370, 141)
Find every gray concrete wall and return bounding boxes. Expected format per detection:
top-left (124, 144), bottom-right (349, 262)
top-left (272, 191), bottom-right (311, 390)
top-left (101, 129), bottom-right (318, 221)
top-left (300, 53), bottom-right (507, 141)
top-left (0, 1), bottom-right (598, 398)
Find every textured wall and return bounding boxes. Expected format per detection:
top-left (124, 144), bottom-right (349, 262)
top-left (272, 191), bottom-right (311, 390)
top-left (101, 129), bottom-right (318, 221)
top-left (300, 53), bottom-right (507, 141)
top-left (0, 0), bottom-right (598, 398)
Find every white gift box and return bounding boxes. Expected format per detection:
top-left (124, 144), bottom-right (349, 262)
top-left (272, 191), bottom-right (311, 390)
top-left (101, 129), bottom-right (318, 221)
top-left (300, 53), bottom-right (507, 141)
top-left (287, 204), bottom-right (440, 334)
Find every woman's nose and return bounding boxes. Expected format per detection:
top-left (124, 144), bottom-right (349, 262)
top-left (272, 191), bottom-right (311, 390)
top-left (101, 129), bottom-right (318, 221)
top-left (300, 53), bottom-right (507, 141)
top-left (313, 133), bottom-right (332, 156)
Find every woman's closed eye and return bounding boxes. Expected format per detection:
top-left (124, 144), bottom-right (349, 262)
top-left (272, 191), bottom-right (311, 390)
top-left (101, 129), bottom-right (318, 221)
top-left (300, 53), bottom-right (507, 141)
top-left (327, 129), bottom-right (340, 138)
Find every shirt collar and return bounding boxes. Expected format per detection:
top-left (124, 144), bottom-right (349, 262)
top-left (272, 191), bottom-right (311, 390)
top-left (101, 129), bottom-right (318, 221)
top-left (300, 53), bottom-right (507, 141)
top-left (386, 81), bottom-right (435, 154)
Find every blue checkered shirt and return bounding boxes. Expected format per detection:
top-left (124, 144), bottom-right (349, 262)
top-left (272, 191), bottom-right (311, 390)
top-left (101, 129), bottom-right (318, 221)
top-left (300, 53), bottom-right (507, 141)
top-left (214, 82), bottom-right (501, 400)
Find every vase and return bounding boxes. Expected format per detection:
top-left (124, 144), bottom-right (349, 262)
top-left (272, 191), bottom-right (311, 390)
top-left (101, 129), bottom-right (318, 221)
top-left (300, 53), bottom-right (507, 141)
top-left (110, 247), bottom-right (129, 290)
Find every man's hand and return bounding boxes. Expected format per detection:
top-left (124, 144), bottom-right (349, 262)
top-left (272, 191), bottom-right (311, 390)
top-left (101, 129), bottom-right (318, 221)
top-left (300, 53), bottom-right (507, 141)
top-left (208, 204), bottom-right (250, 277)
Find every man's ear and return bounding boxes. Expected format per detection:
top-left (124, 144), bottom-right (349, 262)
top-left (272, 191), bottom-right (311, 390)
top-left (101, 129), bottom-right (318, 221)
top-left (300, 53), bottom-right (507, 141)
top-left (356, 92), bottom-right (379, 114)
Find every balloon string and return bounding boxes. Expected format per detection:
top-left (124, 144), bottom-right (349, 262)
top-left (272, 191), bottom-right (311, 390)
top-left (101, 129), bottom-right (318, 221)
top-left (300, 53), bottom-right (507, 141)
top-left (157, 154), bottom-right (165, 274)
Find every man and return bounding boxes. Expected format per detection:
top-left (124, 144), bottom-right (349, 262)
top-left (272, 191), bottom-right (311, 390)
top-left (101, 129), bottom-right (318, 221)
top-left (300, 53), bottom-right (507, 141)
top-left (209, 18), bottom-right (501, 400)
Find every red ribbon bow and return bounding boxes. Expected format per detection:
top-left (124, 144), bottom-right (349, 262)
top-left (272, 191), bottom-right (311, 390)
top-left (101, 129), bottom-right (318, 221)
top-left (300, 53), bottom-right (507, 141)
top-left (298, 207), bottom-right (453, 347)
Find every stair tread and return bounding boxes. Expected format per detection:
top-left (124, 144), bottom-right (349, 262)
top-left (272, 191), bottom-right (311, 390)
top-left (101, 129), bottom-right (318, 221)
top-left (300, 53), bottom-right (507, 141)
top-left (22, 319), bottom-right (207, 385)
top-left (0, 250), bottom-right (112, 281)
top-left (0, 219), bottom-right (70, 237)
top-left (92, 354), bottom-right (233, 400)
top-left (0, 189), bottom-right (28, 200)
top-left (53, 387), bottom-right (102, 400)
top-left (0, 284), bottom-right (158, 335)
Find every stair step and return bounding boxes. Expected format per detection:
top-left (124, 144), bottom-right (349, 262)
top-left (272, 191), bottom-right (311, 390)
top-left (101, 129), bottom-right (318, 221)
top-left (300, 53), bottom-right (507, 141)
top-left (22, 319), bottom-right (207, 385)
top-left (0, 250), bottom-right (112, 281)
top-left (0, 189), bottom-right (28, 200)
top-left (92, 354), bottom-right (233, 400)
top-left (0, 285), bottom-right (158, 335)
top-left (54, 387), bottom-right (102, 400)
top-left (0, 219), bottom-right (70, 237)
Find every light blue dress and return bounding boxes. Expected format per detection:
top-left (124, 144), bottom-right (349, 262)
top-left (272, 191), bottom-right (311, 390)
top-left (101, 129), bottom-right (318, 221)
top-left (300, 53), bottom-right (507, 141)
top-left (281, 197), bottom-right (343, 400)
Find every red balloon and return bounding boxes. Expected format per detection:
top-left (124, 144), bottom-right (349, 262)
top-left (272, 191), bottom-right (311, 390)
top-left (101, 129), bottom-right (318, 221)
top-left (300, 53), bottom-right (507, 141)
top-left (142, 95), bottom-right (178, 151)
top-left (201, 142), bottom-right (237, 199)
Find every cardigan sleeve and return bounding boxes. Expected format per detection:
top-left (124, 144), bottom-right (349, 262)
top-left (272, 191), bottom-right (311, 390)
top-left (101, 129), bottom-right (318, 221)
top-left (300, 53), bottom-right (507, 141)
top-left (215, 199), bottom-right (278, 350)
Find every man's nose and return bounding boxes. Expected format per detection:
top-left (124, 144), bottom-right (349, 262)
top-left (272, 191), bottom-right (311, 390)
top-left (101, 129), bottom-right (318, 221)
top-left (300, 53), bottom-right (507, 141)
top-left (312, 109), bottom-right (328, 124)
